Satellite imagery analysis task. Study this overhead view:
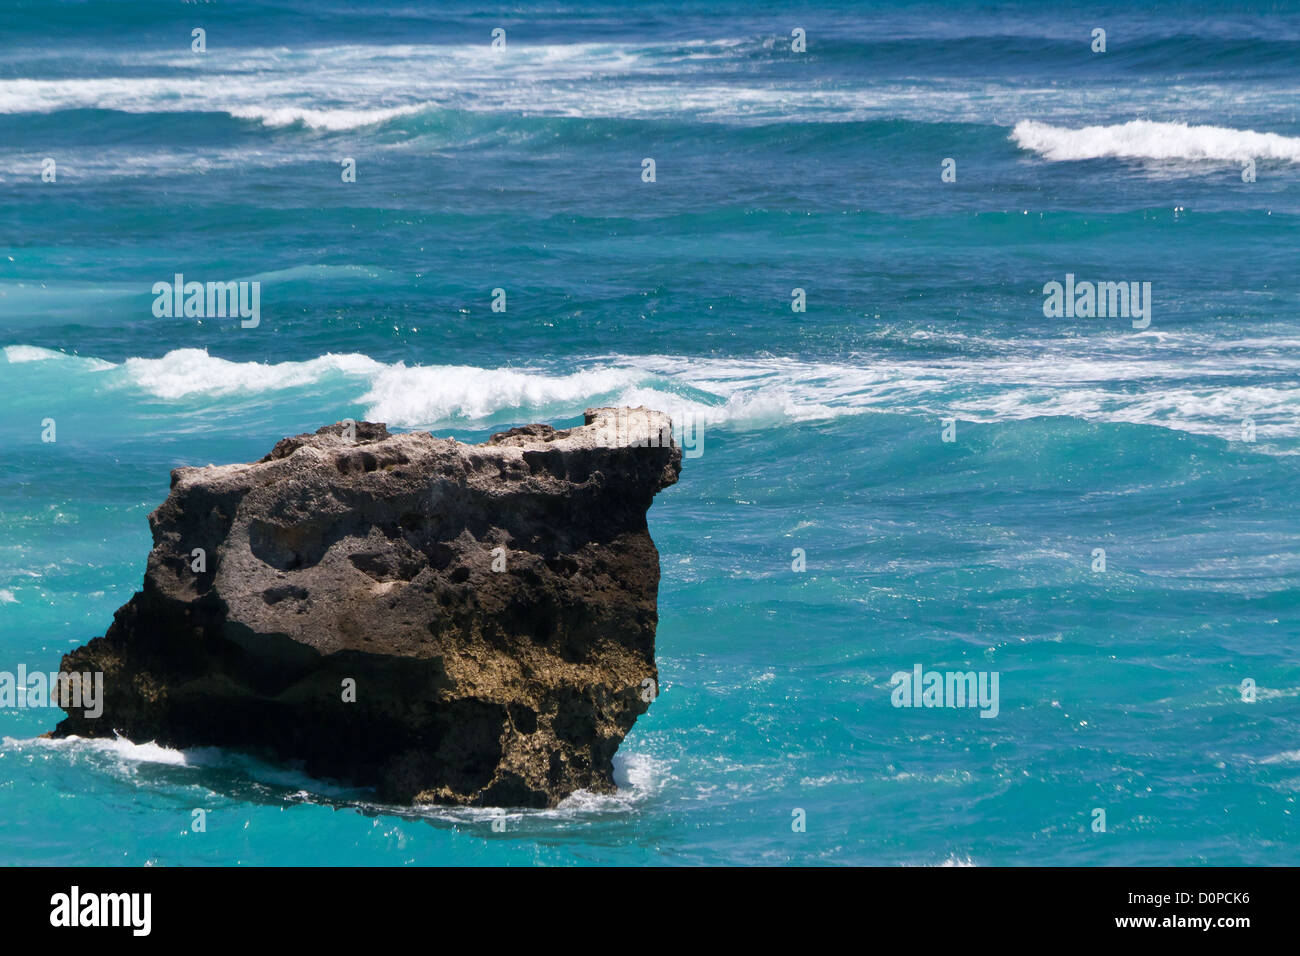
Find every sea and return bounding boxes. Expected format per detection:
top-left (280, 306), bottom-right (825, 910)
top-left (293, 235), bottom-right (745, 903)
top-left (1, 0), bottom-right (1298, 865)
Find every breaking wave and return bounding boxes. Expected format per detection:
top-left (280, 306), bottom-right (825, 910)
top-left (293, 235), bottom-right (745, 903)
top-left (6, 340), bottom-right (1300, 443)
top-left (1012, 119), bottom-right (1300, 165)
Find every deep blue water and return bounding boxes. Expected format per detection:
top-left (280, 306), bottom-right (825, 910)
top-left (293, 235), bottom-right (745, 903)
top-left (2, 0), bottom-right (1299, 865)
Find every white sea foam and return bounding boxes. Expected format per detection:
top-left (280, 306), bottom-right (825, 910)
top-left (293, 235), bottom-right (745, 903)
top-left (120, 348), bottom-right (385, 399)
top-left (226, 103), bottom-right (429, 130)
top-left (5, 733), bottom-right (193, 766)
top-left (10, 337), bottom-right (1300, 443)
top-left (1012, 119), bottom-right (1300, 164)
top-left (0, 147), bottom-right (287, 183)
top-left (0, 45), bottom-right (747, 128)
top-left (5, 344), bottom-right (68, 363)
top-left (360, 363), bottom-right (639, 423)
top-left (372, 751), bottom-right (670, 823)
top-left (3, 734), bottom-right (366, 798)
top-left (2, 44), bottom-right (1297, 134)
top-left (3, 344), bottom-right (115, 369)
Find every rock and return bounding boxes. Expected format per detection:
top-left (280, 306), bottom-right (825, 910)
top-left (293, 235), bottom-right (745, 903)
top-left (54, 407), bottom-right (681, 807)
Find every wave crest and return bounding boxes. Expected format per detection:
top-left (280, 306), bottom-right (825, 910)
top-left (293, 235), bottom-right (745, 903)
top-left (9, 341), bottom-right (1300, 443)
top-left (1012, 119), bottom-right (1300, 164)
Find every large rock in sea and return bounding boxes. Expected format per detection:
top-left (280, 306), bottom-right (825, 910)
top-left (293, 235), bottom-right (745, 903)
top-left (54, 407), bottom-right (681, 807)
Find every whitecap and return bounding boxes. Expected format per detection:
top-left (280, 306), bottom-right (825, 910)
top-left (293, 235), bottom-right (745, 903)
top-left (1012, 119), bottom-right (1300, 165)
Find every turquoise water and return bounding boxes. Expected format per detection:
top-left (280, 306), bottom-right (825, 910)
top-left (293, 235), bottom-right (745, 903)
top-left (2, 0), bottom-right (1299, 865)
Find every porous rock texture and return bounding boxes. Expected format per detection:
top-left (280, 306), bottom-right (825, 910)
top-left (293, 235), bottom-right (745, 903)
top-left (54, 407), bottom-right (680, 807)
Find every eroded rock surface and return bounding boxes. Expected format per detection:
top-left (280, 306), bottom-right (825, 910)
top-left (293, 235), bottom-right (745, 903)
top-left (55, 407), bottom-right (680, 807)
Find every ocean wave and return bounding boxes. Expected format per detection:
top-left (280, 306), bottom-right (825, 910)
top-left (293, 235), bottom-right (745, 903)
top-left (226, 103), bottom-right (430, 131)
top-left (5, 733), bottom-right (197, 767)
top-left (3, 734), bottom-right (367, 798)
top-left (120, 348), bottom-right (386, 399)
top-left (0, 145), bottom-right (291, 182)
top-left (3, 344), bottom-right (115, 369)
top-left (7, 342), bottom-right (1300, 443)
top-left (0, 43), bottom-right (752, 130)
top-left (2, 733), bottom-right (666, 818)
top-left (1012, 119), bottom-right (1300, 164)
top-left (0, 75), bottom-right (435, 132)
top-left (360, 363), bottom-right (640, 423)
top-left (3, 44), bottom-right (1299, 134)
